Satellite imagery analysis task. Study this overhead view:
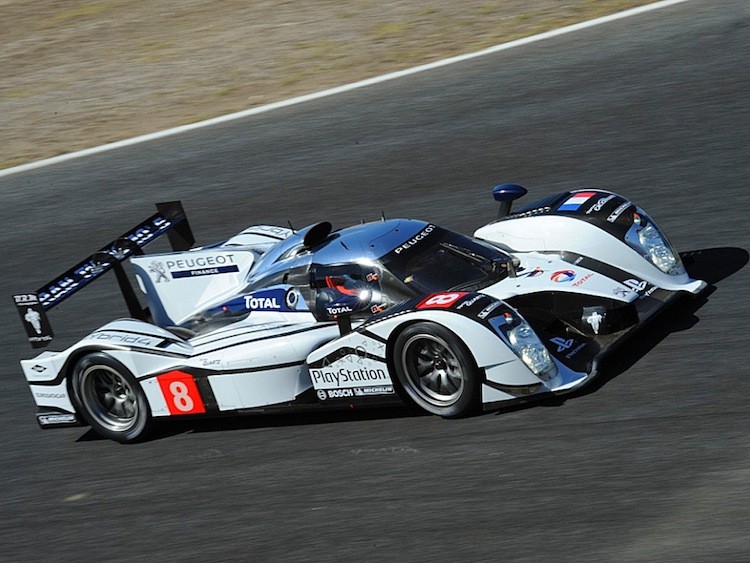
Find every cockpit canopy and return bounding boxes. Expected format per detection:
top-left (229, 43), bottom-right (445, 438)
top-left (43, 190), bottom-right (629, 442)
top-left (181, 219), bottom-right (511, 331)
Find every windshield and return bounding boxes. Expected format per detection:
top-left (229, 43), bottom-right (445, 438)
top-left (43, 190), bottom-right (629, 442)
top-left (381, 226), bottom-right (509, 294)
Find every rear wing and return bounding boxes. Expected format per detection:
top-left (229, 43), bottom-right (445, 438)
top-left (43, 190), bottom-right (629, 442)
top-left (12, 201), bottom-right (194, 348)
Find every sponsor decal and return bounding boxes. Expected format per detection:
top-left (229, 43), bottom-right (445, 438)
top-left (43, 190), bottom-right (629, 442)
top-left (572, 273), bottom-right (593, 287)
top-left (149, 261), bottom-right (170, 283)
top-left (245, 296), bottom-right (281, 310)
top-left (550, 270), bottom-right (576, 283)
top-left (148, 254), bottom-right (240, 279)
top-left (416, 292), bottom-right (467, 310)
top-left (353, 385), bottom-right (394, 396)
top-left (394, 224), bottom-right (436, 254)
top-left (242, 225), bottom-right (292, 238)
top-left (316, 386), bottom-right (394, 399)
top-left (565, 342), bottom-right (587, 358)
top-left (325, 389), bottom-right (355, 399)
top-left (31, 364), bottom-right (46, 373)
top-left (607, 201), bottom-right (631, 223)
top-left (86, 332), bottom-right (160, 347)
top-left (550, 337), bottom-right (574, 353)
top-left (36, 214), bottom-right (173, 308)
top-left (477, 301), bottom-right (502, 319)
top-left (27, 334), bottom-right (53, 344)
top-left (156, 371), bottom-right (206, 415)
top-left (550, 337), bottom-right (587, 359)
top-left (519, 266), bottom-right (545, 278)
top-left (326, 304), bottom-right (353, 316)
top-left (285, 289), bottom-right (299, 310)
top-left (38, 413), bottom-right (77, 425)
top-left (310, 367), bottom-right (389, 388)
top-left (200, 358), bottom-right (221, 367)
top-left (585, 310), bottom-right (604, 334)
top-left (172, 265), bottom-right (240, 278)
top-left (558, 191), bottom-right (597, 212)
top-left (612, 287), bottom-right (631, 298)
top-left (639, 285), bottom-right (658, 299)
top-left (14, 293), bottom-right (54, 346)
top-left (34, 392), bottom-right (66, 399)
top-left (14, 293), bottom-right (39, 305)
top-left (585, 194), bottom-right (616, 214)
top-left (165, 254), bottom-right (235, 270)
top-left (624, 279), bottom-right (648, 292)
top-left (240, 288), bottom-right (301, 312)
top-left (24, 307), bottom-right (42, 334)
top-left (456, 294), bottom-right (485, 309)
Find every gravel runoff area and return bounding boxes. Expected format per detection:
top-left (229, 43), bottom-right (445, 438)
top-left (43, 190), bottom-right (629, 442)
top-left (1, 0), bottom-right (655, 170)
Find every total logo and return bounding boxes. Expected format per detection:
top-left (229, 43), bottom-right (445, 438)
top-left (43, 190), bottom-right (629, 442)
top-left (244, 296), bottom-right (281, 310)
top-left (550, 270), bottom-right (576, 283)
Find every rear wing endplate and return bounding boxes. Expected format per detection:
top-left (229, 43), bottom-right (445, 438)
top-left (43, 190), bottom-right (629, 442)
top-left (13, 201), bottom-right (194, 348)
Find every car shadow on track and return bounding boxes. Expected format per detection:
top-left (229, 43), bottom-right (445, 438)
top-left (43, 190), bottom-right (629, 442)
top-left (76, 404), bottom-right (428, 442)
top-left (77, 247), bottom-right (748, 441)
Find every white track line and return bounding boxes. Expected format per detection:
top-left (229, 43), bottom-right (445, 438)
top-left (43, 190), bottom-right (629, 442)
top-left (0, 0), bottom-right (691, 178)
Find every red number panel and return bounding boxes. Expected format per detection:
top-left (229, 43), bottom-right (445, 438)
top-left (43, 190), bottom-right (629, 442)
top-left (157, 370), bottom-right (206, 415)
top-left (416, 292), bottom-right (468, 310)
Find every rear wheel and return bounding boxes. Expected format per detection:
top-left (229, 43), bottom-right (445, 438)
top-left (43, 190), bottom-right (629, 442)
top-left (393, 322), bottom-right (479, 418)
top-left (71, 353), bottom-right (152, 443)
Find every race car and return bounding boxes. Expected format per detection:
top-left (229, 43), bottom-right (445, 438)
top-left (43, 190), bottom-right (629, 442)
top-left (13, 186), bottom-right (706, 443)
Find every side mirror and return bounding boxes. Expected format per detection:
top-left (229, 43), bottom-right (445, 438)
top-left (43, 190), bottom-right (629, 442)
top-left (492, 183), bottom-right (528, 218)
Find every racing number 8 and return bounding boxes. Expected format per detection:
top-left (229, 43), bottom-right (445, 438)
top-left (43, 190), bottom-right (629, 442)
top-left (157, 371), bottom-right (206, 415)
top-left (416, 292), bottom-right (467, 310)
top-left (169, 381), bottom-right (194, 412)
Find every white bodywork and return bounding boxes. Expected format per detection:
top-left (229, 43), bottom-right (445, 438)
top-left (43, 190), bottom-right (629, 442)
top-left (21, 198), bottom-right (707, 428)
top-left (474, 212), bottom-right (705, 295)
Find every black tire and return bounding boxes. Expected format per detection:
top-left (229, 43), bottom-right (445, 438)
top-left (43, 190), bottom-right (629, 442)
top-left (392, 322), bottom-right (480, 418)
top-left (71, 352), bottom-right (152, 443)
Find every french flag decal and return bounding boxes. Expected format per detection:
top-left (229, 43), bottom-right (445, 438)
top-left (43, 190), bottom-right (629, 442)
top-left (558, 191), bottom-right (597, 211)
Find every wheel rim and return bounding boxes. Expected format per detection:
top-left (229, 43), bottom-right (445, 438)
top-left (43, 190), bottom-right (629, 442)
top-left (400, 333), bottom-right (464, 406)
top-left (79, 365), bottom-right (139, 432)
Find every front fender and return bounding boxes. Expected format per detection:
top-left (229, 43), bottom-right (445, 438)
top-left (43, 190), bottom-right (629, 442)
top-left (474, 190), bottom-right (705, 293)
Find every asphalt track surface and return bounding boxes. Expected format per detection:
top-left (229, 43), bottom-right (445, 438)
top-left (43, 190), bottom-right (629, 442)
top-left (1, 1), bottom-right (749, 560)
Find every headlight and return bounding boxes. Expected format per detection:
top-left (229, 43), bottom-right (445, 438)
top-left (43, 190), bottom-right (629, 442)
top-left (626, 210), bottom-right (685, 276)
top-left (507, 322), bottom-right (557, 381)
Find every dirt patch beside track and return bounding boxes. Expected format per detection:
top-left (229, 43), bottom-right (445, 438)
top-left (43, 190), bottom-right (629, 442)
top-left (1, 0), bottom-right (654, 169)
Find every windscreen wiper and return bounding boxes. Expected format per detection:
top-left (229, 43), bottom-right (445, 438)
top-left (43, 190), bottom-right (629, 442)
top-left (439, 242), bottom-right (504, 273)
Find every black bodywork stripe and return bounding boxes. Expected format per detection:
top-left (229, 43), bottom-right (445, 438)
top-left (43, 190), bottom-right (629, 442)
top-left (189, 322), bottom-right (302, 346)
top-left (358, 329), bottom-right (387, 344)
top-left (141, 360), bottom-right (305, 380)
top-left (195, 324), bottom-right (336, 355)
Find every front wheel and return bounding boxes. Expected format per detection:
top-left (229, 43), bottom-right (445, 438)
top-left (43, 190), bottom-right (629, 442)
top-left (393, 322), bottom-right (480, 418)
top-left (71, 353), bottom-right (152, 443)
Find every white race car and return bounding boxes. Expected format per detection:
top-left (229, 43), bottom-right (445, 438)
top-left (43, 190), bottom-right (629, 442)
top-left (14, 186), bottom-right (706, 442)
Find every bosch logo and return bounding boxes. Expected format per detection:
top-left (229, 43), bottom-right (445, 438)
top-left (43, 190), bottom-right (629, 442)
top-left (316, 390), bottom-right (327, 401)
top-left (550, 270), bottom-right (576, 283)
